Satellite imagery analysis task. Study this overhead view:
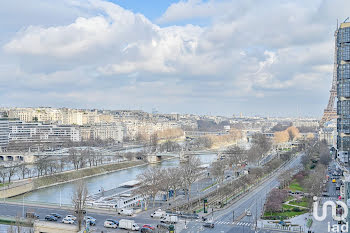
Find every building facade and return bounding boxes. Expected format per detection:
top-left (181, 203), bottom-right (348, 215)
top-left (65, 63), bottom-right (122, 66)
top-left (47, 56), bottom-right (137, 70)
top-left (8, 120), bottom-right (80, 143)
top-left (0, 118), bottom-right (9, 150)
top-left (337, 22), bottom-right (350, 159)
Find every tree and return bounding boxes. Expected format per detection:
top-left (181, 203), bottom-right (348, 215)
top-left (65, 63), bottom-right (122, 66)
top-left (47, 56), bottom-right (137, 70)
top-left (224, 146), bottom-right (247, 167)
top-left (68, 148), bottom-right (79, 170)
top-left (149, 133), bottom-right (158, 152)
top-left (211, 160), bottom-right (226, 183)
top-left (72, 181), bottom-right (88, 231)
top-left (7, 166), bottom-right (17, 184)
top-left (286, 126), bottom-right (299, 141)
top-left (18, 164), bottom-right (28, 180)
top-left (180, 155), bottom-right (201, 208)
top-left (0, 166), bottom-right (8, 184)
top-left (136, 167), bottom-right (162, 209)
top-left (274, 131), bottom-right (289, 144)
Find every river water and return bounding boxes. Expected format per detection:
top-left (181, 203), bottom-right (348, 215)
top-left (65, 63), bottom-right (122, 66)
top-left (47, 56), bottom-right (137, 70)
top-left (11, 153), bottom-right (217, 205)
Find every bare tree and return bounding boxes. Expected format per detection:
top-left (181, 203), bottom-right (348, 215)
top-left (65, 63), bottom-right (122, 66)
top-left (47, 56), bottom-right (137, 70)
top-left (72, 181), bottom-right (88, 231)
top-left (180, 155), bottom-right (201, 208)
top-left (0, 166), bottom-right (8, 184)
top-left (7, 166), bottom-right (17, 184)
top-left (210, 160), bottom-right (226, 183)
top-left (68, 148), bottom-right (79, 170)
top-left (136, 167), bottom-right (162, 209)
top-left (18, 164), bottom-right (28, 180)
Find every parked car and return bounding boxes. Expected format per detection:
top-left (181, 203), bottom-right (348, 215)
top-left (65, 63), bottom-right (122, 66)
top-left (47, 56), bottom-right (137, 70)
top-left (45, 215), bottom-right (58, 221)
top-left (65, 215), bottom-right (77, 221)
top-left (62, 217), bottom-right (75, 224)
top-left (143, 224), bottom-right (155, 230)
top-left (25, 212), bottom-right (39, 219)
top-left (203, 222), bottom-right (215, 228)
top-left (105, 219), bottom-right (119, 226)
top-left (50, 213), bottom-right (62, 219)
top-left (104, 221), bottom-right (118, 229)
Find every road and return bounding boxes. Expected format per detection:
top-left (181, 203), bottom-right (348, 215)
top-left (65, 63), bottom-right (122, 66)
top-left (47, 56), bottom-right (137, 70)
top-left (181, 153), bottom-right (303, 233)
top-left (0, 153), bottom-right (302, 233)
top-left (308, 160), bottom-right (341, 233)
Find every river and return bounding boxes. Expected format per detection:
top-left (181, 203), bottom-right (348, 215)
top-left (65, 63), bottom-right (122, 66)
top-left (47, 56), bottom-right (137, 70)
top-left (11, 153), bottom-right (217, 205)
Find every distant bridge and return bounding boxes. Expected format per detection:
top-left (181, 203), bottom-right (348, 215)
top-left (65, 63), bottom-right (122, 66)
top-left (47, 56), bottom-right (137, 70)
top-left (184, 131), bottom-right (229, 138)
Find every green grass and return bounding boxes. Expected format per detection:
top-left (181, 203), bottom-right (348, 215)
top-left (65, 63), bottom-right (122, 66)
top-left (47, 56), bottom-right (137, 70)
top-left (264, 210), bottom-right (308, 219)
top-left (289, 180), bottom-right (304, 192)
top-left (282, 204), bottom-right (294, 210)
top-left (201, 182), bottom-right (218, 192)
top-left (289, 198), bottom-right (309, 208)
top-left (0, 183), bottom-right (10, 188)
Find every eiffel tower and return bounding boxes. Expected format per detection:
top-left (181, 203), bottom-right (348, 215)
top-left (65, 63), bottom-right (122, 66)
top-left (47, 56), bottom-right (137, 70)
top-left (320, 29), bottom-right (338, 126)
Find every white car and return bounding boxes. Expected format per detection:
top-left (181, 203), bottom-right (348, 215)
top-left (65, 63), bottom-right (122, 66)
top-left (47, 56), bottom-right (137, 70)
top-left (62, 217), bottom-right (75, 224)
top-left (65, 215), bottom-right (77, 221)
top-left (104, 220), bottom-right (118, 228)
top-left (245, 209), bottom-right (252, 216)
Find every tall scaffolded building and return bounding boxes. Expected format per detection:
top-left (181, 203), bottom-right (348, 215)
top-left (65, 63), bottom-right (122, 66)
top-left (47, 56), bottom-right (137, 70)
top-left (337, 22), bottom-right (350, 162)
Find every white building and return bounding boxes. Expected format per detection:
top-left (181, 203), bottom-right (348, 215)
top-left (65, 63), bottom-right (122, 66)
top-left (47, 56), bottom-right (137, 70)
top-left (8, 120), bottom-right (80, 142)
top-left (0, 118), bottom-right (9, 150)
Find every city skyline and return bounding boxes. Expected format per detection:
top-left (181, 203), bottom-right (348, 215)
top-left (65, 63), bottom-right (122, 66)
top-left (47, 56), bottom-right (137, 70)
top-left (1, 0), bottom-right (350, 117)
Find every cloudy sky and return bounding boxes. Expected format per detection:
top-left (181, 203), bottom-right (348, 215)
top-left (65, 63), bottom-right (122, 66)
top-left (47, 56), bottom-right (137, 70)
top-left (1, 0), bottom-right (349, 117)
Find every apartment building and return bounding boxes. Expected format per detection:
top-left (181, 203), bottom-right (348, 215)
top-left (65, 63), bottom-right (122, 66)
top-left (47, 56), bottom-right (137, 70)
top-left (80, 123), bottom-right (125, 142)
top-left (8, 120), bottom-right (80, 142)
top-left (0, 118), bottom-right (9, 150)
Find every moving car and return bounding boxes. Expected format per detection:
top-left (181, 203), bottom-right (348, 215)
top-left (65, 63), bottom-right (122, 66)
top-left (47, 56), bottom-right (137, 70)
top-left (203, 222), bottom-right (215, 228)
top-left (105, 219), bottom-right (119, 226)
top-left (65, 215), bottom-right (77, 221)
top-left (245, 209), bottom-right (252, 216)
top-left (45, 215), bottom-right (58, 221)
top-left (104, 221), bottom-right (118, 229)
top-left (62, 217), bottom-right (74, 224)
top-left (50, 213), bottom-right (62, 219)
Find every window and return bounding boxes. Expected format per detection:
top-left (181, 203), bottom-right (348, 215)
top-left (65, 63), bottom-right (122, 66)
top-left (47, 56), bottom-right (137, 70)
top-left (338, 64), bottom-right (350, 80)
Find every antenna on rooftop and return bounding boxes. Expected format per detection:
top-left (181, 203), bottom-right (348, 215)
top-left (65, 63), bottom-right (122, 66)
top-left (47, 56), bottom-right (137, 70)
top-left (337, 19), bottom-right (339, 29)
top-left (344, 17), bottom-right (349, 23)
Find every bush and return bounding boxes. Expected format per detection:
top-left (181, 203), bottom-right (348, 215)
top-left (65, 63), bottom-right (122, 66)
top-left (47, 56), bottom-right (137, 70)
top-left (292, 207), bottom-right (302, 212)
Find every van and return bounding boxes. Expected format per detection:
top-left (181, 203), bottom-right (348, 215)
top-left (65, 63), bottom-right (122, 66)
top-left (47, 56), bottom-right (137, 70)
top-left (119, 219), bottom-right (140, 231)
top-left (151, 209), bottom-right (166, 218)
top-left (160, 215), bottom-right (178, 224)
top-left (117, 208), bottom-right (134, 216)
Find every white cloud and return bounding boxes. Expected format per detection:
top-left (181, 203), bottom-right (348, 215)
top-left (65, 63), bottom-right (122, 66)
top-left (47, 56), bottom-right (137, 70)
top-left (1, 0), bottom-right (350, 115)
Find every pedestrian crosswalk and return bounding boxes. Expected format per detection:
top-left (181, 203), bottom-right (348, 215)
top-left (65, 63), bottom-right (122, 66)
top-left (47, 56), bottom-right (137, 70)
top-left (214, 221), bottom-right (252, 226)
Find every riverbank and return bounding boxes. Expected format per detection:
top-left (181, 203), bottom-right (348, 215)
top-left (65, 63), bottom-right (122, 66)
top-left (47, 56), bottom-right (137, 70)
top-left (1, 156), bottom-right (177, 199)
